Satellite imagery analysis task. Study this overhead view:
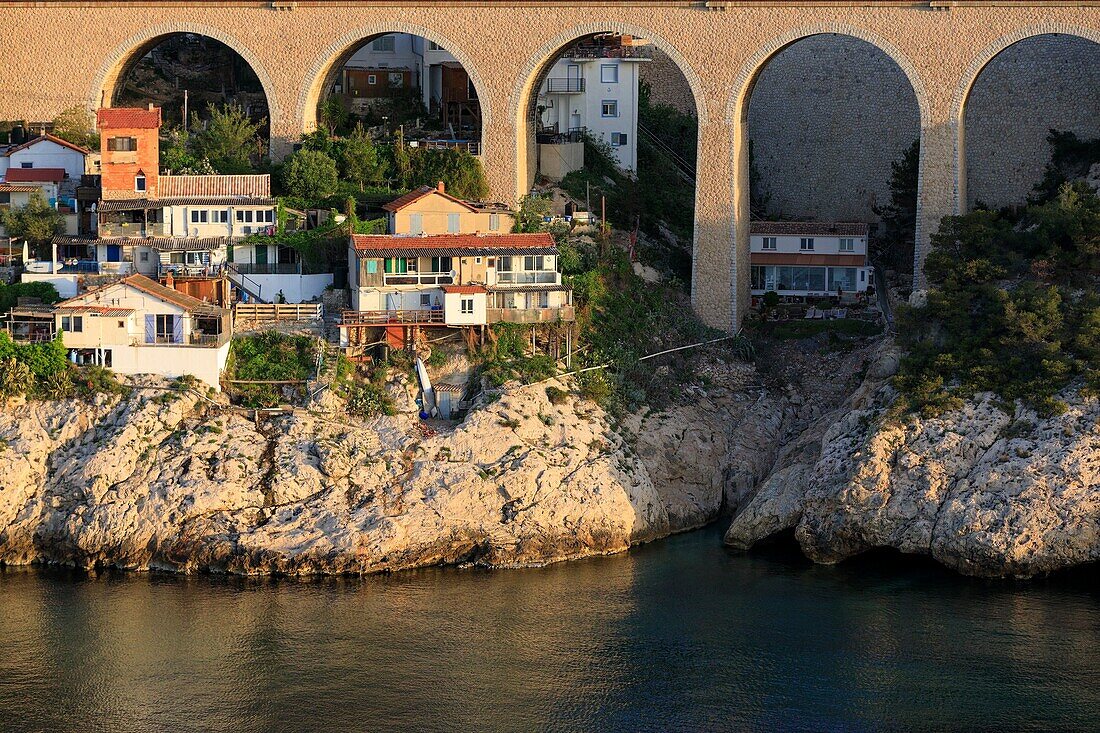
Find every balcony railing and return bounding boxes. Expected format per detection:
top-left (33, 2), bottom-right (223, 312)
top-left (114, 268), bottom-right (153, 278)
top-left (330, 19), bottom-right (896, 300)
top-left (98, 222), bottom-right (167, 238)
top-left (495, 271), bottom-right (561, 285)
top-left (341, 309), bottom-right (445, 326)
top-left (560, 45), bottom-right (653, 61)
top-left (487, 306), bottom-right (575, 324)
top-left (545, 77), bottom-right (585, 93)
top-left (383, 273), bottom-right (454, 286)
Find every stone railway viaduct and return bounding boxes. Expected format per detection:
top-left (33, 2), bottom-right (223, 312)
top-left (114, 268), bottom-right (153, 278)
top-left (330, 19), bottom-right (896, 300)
top-left (0, 1), bottom-right (1097, 331)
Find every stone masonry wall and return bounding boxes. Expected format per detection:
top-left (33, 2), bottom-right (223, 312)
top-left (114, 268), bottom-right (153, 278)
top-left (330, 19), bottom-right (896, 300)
top-left (644, 34), bottom-right (1100, 221)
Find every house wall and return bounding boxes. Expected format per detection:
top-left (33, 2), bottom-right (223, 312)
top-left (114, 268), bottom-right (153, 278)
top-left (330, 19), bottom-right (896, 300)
top-left (164, 204), bottom-right (276, 238)
top-left (20, 272), bottom-right (80, 298)
top-left (443, 291), bottom-right (486, 325)
top-left (540, 57), bottom-right (643, 171)
top-left (750, 234), bottom-right (868, 257)
top-left (5, 140), bottom-right (86, 180)
top-left (227, 272), bottom-right (333, 303)
top-left (390, 194), bottom-right (513, 235)
top-left (107, 340), bottom-right (230, 391)
top-left (99, 124), bottom-right (158, 199)
top-left (58, 310), bottom-right (134, 349)
top-left (228, 242), bottom-right (279, 265)
top-left (539, 141), bottom-right (584, 181)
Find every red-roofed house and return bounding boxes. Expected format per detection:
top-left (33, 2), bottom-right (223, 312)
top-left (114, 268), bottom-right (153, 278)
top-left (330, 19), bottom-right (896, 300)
top-left (0, 133), bottom-right (89, 181)
top-left (97, 106), bottom-right (161, 200)
top-left (345, 232), bottom-right (572, 330)
top-left (383, 182), bottom-right (514, 235)
top-left (749, 221), bottom-right (874, 298)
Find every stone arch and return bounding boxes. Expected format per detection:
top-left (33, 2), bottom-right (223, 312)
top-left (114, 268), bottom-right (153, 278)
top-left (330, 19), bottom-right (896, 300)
top-left (90, 23), bottom-right (281, 128)
top-left (951, 23), bottom-right (1100, 212)
top-left (296, 23), bottom-right (491, 140)
top-left (509, 21), bottom-right (709, 200)
top-left (725, 25), bottom-right (930, 308)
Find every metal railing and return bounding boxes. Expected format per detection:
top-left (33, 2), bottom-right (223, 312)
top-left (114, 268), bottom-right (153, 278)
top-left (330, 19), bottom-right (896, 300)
top-left (495, 271), bottom-right (561, 285)
top-left (383, 273), bottom-right (454, 286)
top-left (545, 77), bottom-right (585, 93)
top-left (560, 45), bottom-right (653, 60)
top-left (487, 306), bottom-right (575, 324)
top-left (340, 309), bottom-right (444, 326)
top-left (98, 222), bottom-right (167, 238)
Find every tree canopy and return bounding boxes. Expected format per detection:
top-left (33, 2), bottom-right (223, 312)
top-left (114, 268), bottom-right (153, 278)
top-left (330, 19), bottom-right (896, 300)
top-left (281, 149), bottom-right (340, 202)
top-left (190, 103), bottom-right (266, 174)
top-left (51, 106), bottom-right (98, 151)
top-left (0, 191), bottom-right (65, 247)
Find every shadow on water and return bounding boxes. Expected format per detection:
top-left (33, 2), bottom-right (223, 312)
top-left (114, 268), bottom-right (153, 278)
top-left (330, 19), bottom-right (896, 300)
top-left (0, 526), bottom-right (1097, 733)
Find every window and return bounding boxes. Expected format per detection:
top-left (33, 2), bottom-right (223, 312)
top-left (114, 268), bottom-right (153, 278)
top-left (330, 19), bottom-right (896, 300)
top-left (447, 213), bottom-right (460, 233)
top-left (523, 255), bottom-right (545, 271)
top-left (420, 293), bottom-right (432, 307)
top-left (236, 210), bottom-right (254, 223)
top-left (107, 136), bottom-right (137, 152)
top-left (428, 41), bottom-right (444, 51)
top-left (828, 267), bottom-right (857, 292)
top-left (367, 74), bottom-right (377, 85)
top-left (839, 238), bottom-right (855, 253)
top-left (800, 238), bottom-right (815, 251)
top-left (372, 35), bottom-right (395, 52)
top-left (19, 162), bottom-right (32, 169)
top-left (429, 256), bottom-right (452, 273)
top-left (489, 214), bottom-right (499, 231)
top-left (213, 210), bottom-right (229, 223)
top-left (761, 237), bottom-right (777, 251)
top-left (139, 251), bottom-right (149, 262)
top-left (497, 256), bottom-right (512, 272)
top-left (366, 260), bottom-right (378, 275)
top-left (460, 298), bottom-right (474, 315)
top-left (600, 64), bottom-right (619, 83)
top-left (409, 213), bottom-right (423, 233)
top-left (191, 209), bottom-right (209, 223)
top-left (611, 132), bottom-right (628, 147)
top-left (388, 72), bottom-right (403, 85)
top-left (538, 292), bottom-right (549, 308)
top-left (384, 258), bottom-right (409, 274)
top-left (475, 256), bottom-right (483, 264)
top-left (156, 314), bottom-right (175, 343)
top-left (260, 210), bottom-right (275, 223)
top-left (601, 100), bottom-right (618, 118)
top-left (60, 315), bottom-right (83, 333)
top-left (135, 173), bottom-right (146, 192)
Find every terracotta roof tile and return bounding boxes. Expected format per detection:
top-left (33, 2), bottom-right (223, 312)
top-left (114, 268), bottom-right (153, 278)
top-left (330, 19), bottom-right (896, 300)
top-left (158, 174), bottom-right (271, 198)
top-left (5, 167), bottom-right (66, 183)
top-left (120, 273), bottom-right (220, 312)
top-left (3, 133), bottom-right (90, 157)
top-left (96, 107), bottom-right (162, 129)
top-left (382, 185), bottom-right (477, 213)
top-left (440, 285), bottom-right (487, 294)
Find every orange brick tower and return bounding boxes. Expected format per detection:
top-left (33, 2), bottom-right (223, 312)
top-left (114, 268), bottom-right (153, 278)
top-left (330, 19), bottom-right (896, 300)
top-left (96, 105), bottom-right (161, 200)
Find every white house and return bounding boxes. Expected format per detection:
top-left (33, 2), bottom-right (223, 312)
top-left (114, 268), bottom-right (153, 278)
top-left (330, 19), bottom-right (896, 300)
top-left (749, 221), bottom-right (874, 298)
top-left (344, 232), bottom-right (573, 336)
top-left (4, 273), bottom-right (232, 389)
top-left (537, 34), bottom-right (651, 174)
top-left (0, 133), bottom-right (90, 181)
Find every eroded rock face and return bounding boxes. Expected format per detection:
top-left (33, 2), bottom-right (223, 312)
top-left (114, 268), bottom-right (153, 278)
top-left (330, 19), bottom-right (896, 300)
top-left (0, 373), bottom-right (779, 575)
top-left (727, 348), bottom-right (1100, 578)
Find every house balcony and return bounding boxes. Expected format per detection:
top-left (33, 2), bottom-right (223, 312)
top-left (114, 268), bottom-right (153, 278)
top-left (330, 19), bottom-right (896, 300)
top-left (230, 262), bottom-right (302, 276)
top-left (98, 222), bottom-right (167, 238)
top-left (383, 273), bottom-right (454, 286)
top-left (559, 45), bottom-right (653, 61)
top-left (341, 309), bottom-right (445, 326)
top-left (545, 77), bottom-right (585, 93)
top-left (487, 306), bottom-right (575, 324)
top-left (494, 271), bottom-right (561, 285)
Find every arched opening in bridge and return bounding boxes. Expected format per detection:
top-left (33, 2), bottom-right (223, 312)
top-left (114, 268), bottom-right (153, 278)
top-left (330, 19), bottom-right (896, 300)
top-left (962, 34), bottom-right (1100, 212)
top-left (519, 32), bottom-right (701, 281)
top-left (744, 34), bottom-right (921, 278)
top-left (313, 33), bottom-right (483, 154)
top-left (104, 33), bottom-right (271, 170)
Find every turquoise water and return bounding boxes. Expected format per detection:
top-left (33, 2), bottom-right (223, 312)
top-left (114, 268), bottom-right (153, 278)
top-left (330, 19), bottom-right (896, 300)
top-left (0, 529), bottom-right (1097, 732)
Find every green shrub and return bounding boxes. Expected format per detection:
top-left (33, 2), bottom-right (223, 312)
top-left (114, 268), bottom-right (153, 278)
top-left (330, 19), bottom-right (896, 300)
top-left (0, 357), bottom-right (32, 396)
top-left (347, 383), bottom-right (396, 419)
top-left (545, 385), bottom-right (568, 405)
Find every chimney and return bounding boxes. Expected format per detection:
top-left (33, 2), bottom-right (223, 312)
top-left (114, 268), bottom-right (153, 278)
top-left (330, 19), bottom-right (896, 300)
top-left (437, 181), bottom-right (445, 193)
top-left (165, 270), bottom-right (174, 289)
top-left (148, 102), bottom-right (154, 111)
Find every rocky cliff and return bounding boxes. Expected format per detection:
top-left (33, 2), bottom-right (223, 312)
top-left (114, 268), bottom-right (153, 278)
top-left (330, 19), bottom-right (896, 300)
top-left (0, 368), bottom-right (784, 575)
top-left (726, 347), bottom-right (1100, 578)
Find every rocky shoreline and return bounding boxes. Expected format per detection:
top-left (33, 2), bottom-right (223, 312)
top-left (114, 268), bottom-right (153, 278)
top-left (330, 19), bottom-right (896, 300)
top-left (2, 342), bottom-right (1095, 579)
